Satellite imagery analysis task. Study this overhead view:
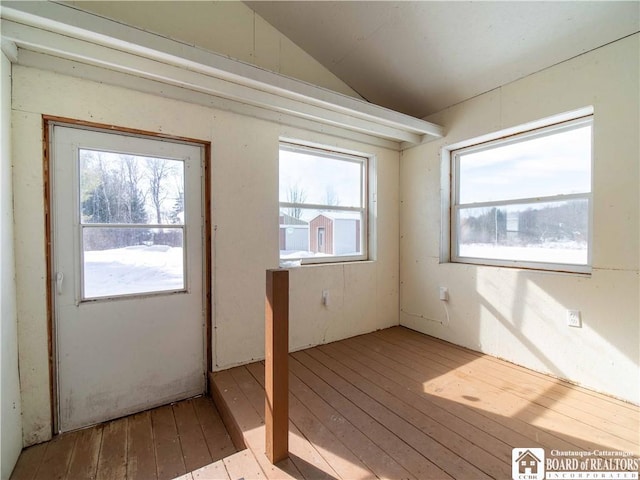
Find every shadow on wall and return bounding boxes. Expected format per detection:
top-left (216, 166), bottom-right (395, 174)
top-left (475, 270), bottom-right (567, 378)
top-left (405, 258), bottom-right (638, 404)
top-left (473, 266), bottom-right (638, 401)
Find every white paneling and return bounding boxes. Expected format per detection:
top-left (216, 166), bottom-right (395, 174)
top-left (1, 50), bottom-right (22, 480)
top-left (12, 110), bottom-right (50, 446)
top-left (400, 34), bottom-right (640, 403)
top-left (65, 0), bottom-right (362, 99)
top-left (12, 65), bottom-right (400, 445)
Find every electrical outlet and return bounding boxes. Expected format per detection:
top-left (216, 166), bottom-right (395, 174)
top-left (567, 309), bottom-right (581, 328)
top-left (439, 287), bottom-right (449, 301)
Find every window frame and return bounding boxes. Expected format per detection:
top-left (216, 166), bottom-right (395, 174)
top-left (279, 141), bottom-right (370, 265)
top-left (443, 114), bottom-right (594, 274)
top-left (71, 138), bottom-right (194, 302)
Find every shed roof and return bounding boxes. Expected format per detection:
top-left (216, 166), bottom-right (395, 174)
top-left (312, 212), bottom-right (361, 221)
top-left (279, 213), bottom-right (308, 225)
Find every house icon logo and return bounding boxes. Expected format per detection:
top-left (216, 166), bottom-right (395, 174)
top-left (512, 448), bottom-right (545, 480)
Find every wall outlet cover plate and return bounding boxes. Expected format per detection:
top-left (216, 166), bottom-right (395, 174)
top-left (567, 309), bottom-right (582, 327)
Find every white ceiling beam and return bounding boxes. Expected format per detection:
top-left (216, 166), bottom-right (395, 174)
top-left (3, 20), bottom-right (422, 144)
top-left (17, 49), bottom-right (402, 151)
top-left (1, 39), bottom-right (17, 62)
top-left (0, 2), bottom-right (444, 145)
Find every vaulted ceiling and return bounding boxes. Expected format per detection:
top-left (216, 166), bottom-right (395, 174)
top-left (53, 1), bottom-right (640, 120)
top-left (245, 1), bottom-right (639, 118)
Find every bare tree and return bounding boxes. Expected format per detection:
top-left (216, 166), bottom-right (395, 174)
top-left (81, 153), bottom-right (149, 248)
top-left (146, 158), bottom-right (173, 224)
top-left (325, 185), bottom-right (340, 207)
top-left (122, 156), bottom-right (147, 223)
top-left (286, 183), bottom-right (307, 219)
top-left (97, 153), bottom-right (114, 222)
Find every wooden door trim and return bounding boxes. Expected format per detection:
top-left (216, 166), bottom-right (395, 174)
top-left (43, 115), bottom-right (213, 434)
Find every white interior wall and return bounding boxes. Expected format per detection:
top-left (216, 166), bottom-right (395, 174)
top-left (64, 1), bottom-right (362, 100)
top-left (1, 51), bottom-right (23, 480)
top-left (12, 64), bottom-right (399, 446)
top-left (400, 34), bottom-right (639, 404)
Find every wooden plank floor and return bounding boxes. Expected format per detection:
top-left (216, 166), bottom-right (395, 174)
top-left (212, 326), bottom-right (640, 480)
top-left (11, 327), bottom-right (639, 480)
top-left (10, 396), bottom-right (238, 480)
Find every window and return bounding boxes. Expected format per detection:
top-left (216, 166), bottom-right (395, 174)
top-left (279, 142), bottom-right (368, 264)
top-left (449, 116), bottom-right (592, 273)
top-left (79, 149), bottom-right (186, 298)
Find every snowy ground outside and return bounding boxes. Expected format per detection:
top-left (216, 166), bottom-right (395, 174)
top-left (279, 250), bottom-right (361, 266)
top-left (83, 242), bottom-right (584, 299)
top-left (83, 245), bottom-right (184, 298)
top-left (460, 242), bottom-right (587, 265)
top-left (280, 250), bottom-right (332, 259)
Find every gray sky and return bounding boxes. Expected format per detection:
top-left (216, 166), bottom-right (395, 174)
top-left (279, 149), bottom-right (363, 210)
top-left (458, 124), bottom-right (591, 206)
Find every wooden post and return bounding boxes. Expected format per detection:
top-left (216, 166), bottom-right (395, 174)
top-left (265, 269), bottom-right (289, 463)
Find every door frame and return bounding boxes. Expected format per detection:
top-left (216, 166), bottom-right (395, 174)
top-left (43, 115), bottom-right (212, 434)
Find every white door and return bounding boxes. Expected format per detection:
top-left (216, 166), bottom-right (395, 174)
top-left (51, 125), bottom-right (205, 432)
